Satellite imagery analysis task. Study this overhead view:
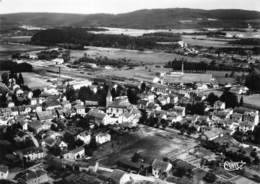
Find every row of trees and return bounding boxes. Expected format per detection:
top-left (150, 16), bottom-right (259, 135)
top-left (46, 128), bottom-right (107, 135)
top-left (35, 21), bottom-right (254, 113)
top-left (0, 60), bottom-right (33, 72)
top-left (165, 59), bottom-right (245, 72)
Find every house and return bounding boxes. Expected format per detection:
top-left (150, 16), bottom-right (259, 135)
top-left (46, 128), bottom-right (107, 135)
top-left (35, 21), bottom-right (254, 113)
top-left (45, 98), bottom-right (61, 110)
top-left (230, 113), bottom-right (243, 122)
top-left (214, 100), bottom-right (226, 110)
top-left (16, 147), bottom-right (45, 162)
top-left (167, 112), bottom-right (183, 123)
top-left (106, 96), bottom-right (131, 117)
top-left (63, 146), bottom-right (85, 161)
top-left (15, 116), bottom-right (29, 130)
top-left (74, 104), bottom-right (86, 116)
top-left (243, 111), bottom-right (259, 126)
top-left (95, 132), bottom-right (111, 145)
top-left (87, 109), bottom-right (110, 126)
top-left (58, 141), bottom-right (68, 151)
top-left (62, 101), bottom-right (72, 110)
top-left (172, 106), bottom-right (186, 117)
top-left (15, 169), bottom-right (48, 184)
top-left (170, 94), bottom-right (179, 104)
top-left (76, 131), bottom-right (91, 145)
top-left (29, 120), bottom-right (52, 134)
top-left (157, 95), bottom-right (170, 106)
top-left (239, 121), bottom-right (256, 132)
top-left (11, 107), bottom-right (19, 116)
top-left (152, 159), bottom-right (172, 178)
top-left (202, 128), bottom-right (224, 141)
top-left (110, 169), bottom-right (132, 184)
top-left (18, 105), bottom-right (32, 115)
top-left (36, 111), bottom-right (53, 122)
top-left (117, 159), bottom-right (150, 174)
top-left (0, 165), bottom-right (8, 179)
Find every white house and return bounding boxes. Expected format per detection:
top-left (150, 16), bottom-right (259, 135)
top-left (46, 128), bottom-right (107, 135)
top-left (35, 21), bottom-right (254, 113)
top-left (0, 165), bottom-right (8, 179)
top-left (95, 133), bottom-right (111, 145)
top-left (152, 159), bottom-right (172, 178)
top-left (63, 146), bottom-right (85, 161)
top-left (214, 101), bottom-right (226, 110)
top-left (110, 169), bottom-right (132, 184)
top-left (76, 131), bottom-right (91, 145)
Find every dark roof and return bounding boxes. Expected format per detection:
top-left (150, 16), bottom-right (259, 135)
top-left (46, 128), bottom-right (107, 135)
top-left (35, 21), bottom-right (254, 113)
top-left (110, 169), bottom-right (126, 183)
top-left (0, 165), bottom-right (8, 173)
top-left (152, 159), bottom-right (171, 172)
top-left (18, 147), bottom-right (43, 155)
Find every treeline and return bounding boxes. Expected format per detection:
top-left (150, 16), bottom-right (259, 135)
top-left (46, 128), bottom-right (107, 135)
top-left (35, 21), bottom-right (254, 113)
top-left (165, 59), bottom-right (248, 72)
top-left (75, 55), bottom-right (137, 68)
top-left (229, 38), bottom-right (260, 45)
top-left (0, 60), bottom-right (33, 72)
top-left (142, 32), bottom-right (181, 42)
top-left (31, 27), bottom-right (181, 50)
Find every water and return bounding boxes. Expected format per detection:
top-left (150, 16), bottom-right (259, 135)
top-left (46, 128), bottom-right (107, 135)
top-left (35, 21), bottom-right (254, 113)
top-left (91, 27), bottom-right (260, 38)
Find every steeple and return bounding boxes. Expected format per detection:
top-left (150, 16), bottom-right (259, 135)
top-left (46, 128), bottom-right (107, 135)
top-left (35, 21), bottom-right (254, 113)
top-left (106, 88), bottom-right (113, 107)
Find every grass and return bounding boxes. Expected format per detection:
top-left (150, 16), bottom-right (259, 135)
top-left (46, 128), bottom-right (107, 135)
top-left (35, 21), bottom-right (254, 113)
top-left (70, 46), bottom-right (211, 65)
top-left (99, 125), bottom-right (198, 167)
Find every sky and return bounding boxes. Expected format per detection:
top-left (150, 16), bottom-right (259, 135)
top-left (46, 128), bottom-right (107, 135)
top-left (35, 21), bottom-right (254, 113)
top-left (0, 0), bottom-right (260, 14)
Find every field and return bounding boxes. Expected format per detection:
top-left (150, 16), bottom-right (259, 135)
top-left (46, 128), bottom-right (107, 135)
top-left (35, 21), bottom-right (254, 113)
top-left (243, 94), bottom-right (260, 108)
top-left (99, 125), bottom-right (198, 166)
top-left (70, 46), bottom-right (211, 65)
top-left (182, 35), bottom-right (230, 48)
top-left (0, 43), bottom-right (46, 60)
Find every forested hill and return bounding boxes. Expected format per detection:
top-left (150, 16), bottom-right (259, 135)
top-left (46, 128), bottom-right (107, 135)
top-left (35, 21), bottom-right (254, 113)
top-left (1, 8), bottom-right (260, 29)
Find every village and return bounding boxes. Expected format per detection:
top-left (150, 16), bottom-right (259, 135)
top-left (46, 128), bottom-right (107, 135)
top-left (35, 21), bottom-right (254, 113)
top-left (0, 43), bottom-right (260, 184)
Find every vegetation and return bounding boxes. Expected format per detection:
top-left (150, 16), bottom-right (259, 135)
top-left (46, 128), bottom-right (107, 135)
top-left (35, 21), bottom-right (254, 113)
top-left (2, 9), bottom-right (260, 29)
top-left (245, 72), bottom-right (260, 92)
top-left (229, 38), bottom-right (260, 45)
top-left (31, 27), bottom-right (180, 50)
top-left (0, 60), bottom-right (33, 72)
top-left (220, 90), bottom-right (238, 108)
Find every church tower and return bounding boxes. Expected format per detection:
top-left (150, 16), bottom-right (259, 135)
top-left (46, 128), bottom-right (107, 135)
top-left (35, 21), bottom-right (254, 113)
top-left (106, 88), bottom-right (113, 107)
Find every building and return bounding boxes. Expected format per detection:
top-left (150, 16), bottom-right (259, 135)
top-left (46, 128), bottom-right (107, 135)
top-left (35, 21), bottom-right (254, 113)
top-left (63, 146), bottom-right (85, 161)
top-left (95, 132), bottom-right (111, 145)
top-left (152, 159), bottom-right (172, 178)
top-left (16, 147), bottom-right (45, 162)
top-left (15, 169), bottom-right (48, 184)
top-left (110, 169), bottom-right (132, 184)
top-left (76, 131), bottom-right (91, 145)
top-left (214, 100), bottom-right (226, 110)
top-left (0, 165), bottom-right (8, 179)
top-left (87, 109), bottom-right (110, 126)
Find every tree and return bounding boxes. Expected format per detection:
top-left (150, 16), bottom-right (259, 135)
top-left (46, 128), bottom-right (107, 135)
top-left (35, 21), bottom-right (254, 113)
top-left (245, 72), bottom-right (260, 92)
top-left (17, 73), bottom-right (24, 85)
top-left (1, 72), bottom-right (9, 85)
top-left (140, 82), bottom-right (146, 93)
top-left (239, 96), bottom-right (244, 106)
top-left (203, 172), bottom-right (217, 183)
top-left (65, 85), bottom-right (76, 102)
top-left (220, 90), bottom-right (238, 108)
top-left (207, 92), bottom-right (219, 106)
top-left (33, 89), bottom-right (42, 98)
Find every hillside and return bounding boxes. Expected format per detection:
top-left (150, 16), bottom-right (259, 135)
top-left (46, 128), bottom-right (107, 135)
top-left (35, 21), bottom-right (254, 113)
top-left (1, 8), bottom-right (260, 29)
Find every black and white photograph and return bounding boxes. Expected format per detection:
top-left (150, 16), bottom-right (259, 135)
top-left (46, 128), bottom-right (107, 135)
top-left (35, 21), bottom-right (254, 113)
top-left (0, 0), bottom-right (260, 183)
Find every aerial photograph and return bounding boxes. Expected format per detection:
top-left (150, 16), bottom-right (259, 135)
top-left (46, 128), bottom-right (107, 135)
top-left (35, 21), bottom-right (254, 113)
top-left (0, 0), bottom-right (260, 183)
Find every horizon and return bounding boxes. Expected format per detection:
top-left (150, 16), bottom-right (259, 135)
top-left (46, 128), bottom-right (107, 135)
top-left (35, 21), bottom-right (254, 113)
top-left (1, 7), bottom-right (260, 15)
top-left (0, 0), bottom-right (260, 14)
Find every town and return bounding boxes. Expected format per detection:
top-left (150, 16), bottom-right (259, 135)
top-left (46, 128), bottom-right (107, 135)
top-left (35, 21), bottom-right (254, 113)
top-left (1, 1), bottom-right (260, 184)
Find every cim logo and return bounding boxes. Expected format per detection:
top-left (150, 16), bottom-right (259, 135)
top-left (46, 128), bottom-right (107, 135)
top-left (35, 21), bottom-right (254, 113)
top-left (224, 161), bottom-right (246, 171)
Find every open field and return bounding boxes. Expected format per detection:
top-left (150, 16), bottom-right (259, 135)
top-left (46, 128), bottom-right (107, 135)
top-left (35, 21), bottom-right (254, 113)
top-left (70, 46), bottom-right (211, 65)
top-left (0, 43), bottom-right (46, 60)
top-left (100, 125), bottom-right (198, 166)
